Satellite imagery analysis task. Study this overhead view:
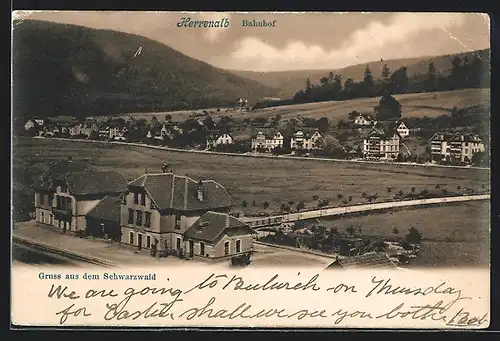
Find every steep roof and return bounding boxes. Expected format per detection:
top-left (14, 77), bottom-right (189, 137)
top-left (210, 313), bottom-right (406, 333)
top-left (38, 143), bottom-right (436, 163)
top-left (293, 128), bottom-right (321, 139)
top-left (449, 132), bottom-right (483, 143)
top-left (357, 113), bottom-right (375, 121)
top-left (252, 128), bottom-right (283, 139)
top-left (326, 252), bottom-right (397, 270)
top-left (368, 122), bottom-right (400, 139)
top-left (184, 211), bottom-right (255, 243)
top-left (86, 196), bottom-right (122, 222)
top-left (31, 160), bottom-right (128, 196)
top-left (429, 132), bottom-right (455, 142)
top-left (128, 173), bottom-right (235, 211)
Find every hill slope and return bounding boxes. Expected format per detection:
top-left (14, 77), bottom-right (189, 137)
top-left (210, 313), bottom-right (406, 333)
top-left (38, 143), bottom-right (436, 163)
top-left (12, 19), bottom-right (280, 120)
top-left (231, 49), bottom-right (490, 99)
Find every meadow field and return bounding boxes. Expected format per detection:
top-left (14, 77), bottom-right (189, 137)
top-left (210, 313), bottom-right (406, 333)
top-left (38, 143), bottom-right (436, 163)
top-left (108, 88), bottom-right (490, 124)
top-left (13, 138), bottom-right (489, 216)
top-left (317, 201), bottom-right (490, 268)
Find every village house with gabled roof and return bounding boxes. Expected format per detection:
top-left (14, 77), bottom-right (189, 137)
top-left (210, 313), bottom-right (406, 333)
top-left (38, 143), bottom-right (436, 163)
top-left (251, 128), bottom-right (284, 151)
top-left (31, 159), bottom-right (128, 234)
top-left (206, 131), bottom-right (234, 150)
top-left (120, 172), bottom-right (254, 259)
top-left (429, 132), bottom-right (485, 163)
top-left (290, 128), bottom-right (323, 150)
top-left (429, 132), bottom-right (455, 162)
top-left (24, 118), bottom-right (45, 131)
top-left (448, 132), bottom-right (485, 163)
top-left (354, 113), bottom-right (375, 126)
top-left (394, 121), bottom-right (410, 138)
top-left (362, 122), bottom-right (401, 160)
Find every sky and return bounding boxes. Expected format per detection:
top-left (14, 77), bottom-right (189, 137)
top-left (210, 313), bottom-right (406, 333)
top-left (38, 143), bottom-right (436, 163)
top-left (13, 11), bottom-right (490, 72)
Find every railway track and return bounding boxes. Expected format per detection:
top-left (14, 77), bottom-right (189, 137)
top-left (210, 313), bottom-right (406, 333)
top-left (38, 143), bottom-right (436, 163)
top-left (12, 237), bottom-right (115, 268)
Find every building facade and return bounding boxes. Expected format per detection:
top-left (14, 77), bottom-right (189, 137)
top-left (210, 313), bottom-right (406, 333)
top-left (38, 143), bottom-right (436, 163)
top-left (429, 132), bottom-right (485, 163)
top-left (354, 114), bottom-right (374, 126)
top-left (362, 124), bottom-right (401, 160)
top-left (448, 133), bottom-right (485, 163)
top-left (206, 133), bottom-right (234, 149)
top-left (290, 129), bottom-right (323, 150)
top-left (120, 172), bottom-right (254, 259)
top-left (32, 160), bottom-right (128, 233)
top-left (251, 129), bottom-right (284, 151)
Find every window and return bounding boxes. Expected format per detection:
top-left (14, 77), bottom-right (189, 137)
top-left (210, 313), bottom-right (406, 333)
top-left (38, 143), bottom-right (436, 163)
top-left (200, 242), bottom-right (205, 256)
top-left (48, 194), bottom-right (53, 206)
top-left (176, 237), bottom-right (181, 250)
top-left (140, 193), bottom-right (146, 206)
top-left (224, 241), bottom-right (230, 256)
top-left (40, 212), bottom-right (44, 223)
top-left (145, 212), bottom-right (151, 228)
top-left (146, 235), bottom-right (151, 248)
top-left (133, 192), bottom-right (139, 205)
top-left (128, 209), bottom-right (134, 224)
top-left (175, 214), bottom-right (181, 229)
top-left (130, 232), bottom-right (134, 245)
top-left (136, 211), bottom-right (143, 226)
top-left (40, 194), bottom-right (45, 206)
top-left (236, 240), bottom-right (242, 253)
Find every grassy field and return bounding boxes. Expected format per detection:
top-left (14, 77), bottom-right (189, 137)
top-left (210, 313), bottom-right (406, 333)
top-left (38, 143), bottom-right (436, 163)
top-left (13, 138), bottom-right (489, 216)
top-left (317, 201), bottom-right (490, 268)
top-left (109, 88), bottom-right (490, 124)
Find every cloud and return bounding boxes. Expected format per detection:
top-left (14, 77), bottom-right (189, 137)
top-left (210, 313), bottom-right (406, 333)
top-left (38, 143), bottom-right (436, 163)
top-left (229, 13), bottom-right (468, 71)
top-left (197, 12), bottom-right (232, 43)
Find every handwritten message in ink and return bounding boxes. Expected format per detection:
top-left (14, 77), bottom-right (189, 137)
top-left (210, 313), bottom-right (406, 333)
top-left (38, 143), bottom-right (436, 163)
top-left (16, 269), bottom-right (489, 329)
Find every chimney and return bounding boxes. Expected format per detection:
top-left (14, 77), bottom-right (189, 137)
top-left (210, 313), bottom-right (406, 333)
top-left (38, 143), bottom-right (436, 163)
top-left (145, 168), bottom-right (148, 174)
top-left (197, 180), bottom-right (204, 201)
top-left (226, 213), bottom-right (230, 228)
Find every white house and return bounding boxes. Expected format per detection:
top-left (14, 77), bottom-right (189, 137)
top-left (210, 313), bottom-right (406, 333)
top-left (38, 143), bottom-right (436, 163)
top-left (395, 121), bottom-right (410, 138)
top-left (290, 129), bottom-right (323, 150)
top-left (362, 123), bottom-right (401, 160)
top-left (354, 114), bottom-right (375, 126)
top-left (206, 133), bottom-right (234, 149)
top-left (251, 129), bottom-right (284, 151)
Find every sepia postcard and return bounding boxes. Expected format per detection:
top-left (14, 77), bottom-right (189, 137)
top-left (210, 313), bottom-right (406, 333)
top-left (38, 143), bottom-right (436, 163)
top-left (10, 11), bottom-right (491, 329)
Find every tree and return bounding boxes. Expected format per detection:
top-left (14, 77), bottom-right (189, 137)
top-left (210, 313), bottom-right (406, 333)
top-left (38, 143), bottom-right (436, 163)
top-left (337, 193), bottom-right (343, 199)
top-left (288, 200), bottom-right (294, 206)
top-left (315, 117), bottom-right (330, 134)
top-left (348, 196), bottom-right (352, 202)
top-left (405, 227), bottom-right (422, 245)
top-left (346, 225), bottom-right (356, 236)
top-left (393, 227), bottom-right (399, 235)
top-left (362, 65), bottom-right (375, 97)
top-left (411, 186), bottom-right (416, 193)
top-left (263, 201), bottom-right (270, 209)
top-left (390, 67), bottom-right (409, 94)
top-left (296, 202), bottom-right (306, 211)
top-left (427, 62), bottom-right (437, 92)
top-left (312, 195), bottom-right (319, 201)
top-left (381, 64), bottom-right (391, 81)
top-left (242, 200), bottom-right (248, 208)
top-left (374, 94), bottom-right (402, 121)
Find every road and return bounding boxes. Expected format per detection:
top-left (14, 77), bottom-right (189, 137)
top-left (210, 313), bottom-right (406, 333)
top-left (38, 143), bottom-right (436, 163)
top-left (241, 194), bottom-right (490, 228)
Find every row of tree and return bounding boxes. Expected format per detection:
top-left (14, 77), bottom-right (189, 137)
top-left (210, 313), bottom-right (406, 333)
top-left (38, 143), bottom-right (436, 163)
top-left (290, 53), bottom-right (489, 105)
